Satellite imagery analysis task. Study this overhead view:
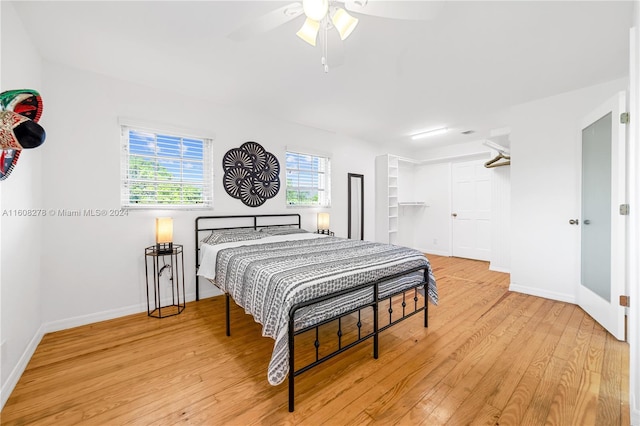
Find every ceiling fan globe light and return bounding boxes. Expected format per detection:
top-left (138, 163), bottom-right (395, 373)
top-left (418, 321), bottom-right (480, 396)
top-left (303, 0), bottom-right (329, 21)
top-left (332, 8), bottom-right (359, 40)
top-left (296, 18), bottom-right (320, 46)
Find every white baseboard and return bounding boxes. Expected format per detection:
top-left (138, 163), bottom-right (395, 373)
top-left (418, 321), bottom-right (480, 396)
top-left (44, 287), bottom-right (223, 334)
top-left (632, 396), bottom-right (640, 426)
top-left (419, 248), bottom-right (451, 257)
top-left (509, 282), bottom-right (577, 304)
top-left (489, 264), bottom-right (510, 274)
top-left (43, 303), bottom-right (146, 334)
top-left (1, 324), bottom-right (45, 409)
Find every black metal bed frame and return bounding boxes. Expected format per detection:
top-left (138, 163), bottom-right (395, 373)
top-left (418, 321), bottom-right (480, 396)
top-left (195, 214), bottom-right (429, 412)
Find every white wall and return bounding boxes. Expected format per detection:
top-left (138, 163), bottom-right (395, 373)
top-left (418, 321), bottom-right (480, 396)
top-left (37, 60), bottom-right (382, 327)
top-left (490, 165), bottom-right (511, 273)
top-left (0, 1), bottom-right (45, 407)
top-left (509, 77), bottom-right (628, 303)
top-left (412, 162), bottom-right (452, 256)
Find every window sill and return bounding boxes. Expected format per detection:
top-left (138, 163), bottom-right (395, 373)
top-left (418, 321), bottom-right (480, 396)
top-left (286, 204), bottom-right (331, 209)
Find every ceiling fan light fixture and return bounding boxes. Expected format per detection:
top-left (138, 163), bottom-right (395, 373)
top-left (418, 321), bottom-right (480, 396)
top-left (411, 127), bottom-right (449, 140)
top-left (332, 8), bottom-right (359, 40)
top-left (302, 0), bottom-right (329, 21)
top-left (296, 18), bottom-right (320, 46)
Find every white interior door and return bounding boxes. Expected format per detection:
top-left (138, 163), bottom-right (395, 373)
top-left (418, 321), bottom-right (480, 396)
top-left (578, 91), bottom-right (626, 341)
top-left (451, 160), bottom-right (491, 261)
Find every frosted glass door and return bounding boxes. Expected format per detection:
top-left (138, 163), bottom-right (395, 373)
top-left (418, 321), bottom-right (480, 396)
top-left (578, 92), bottom-right (626, 341)
top-left (581, 112), bottom-right (612, 301)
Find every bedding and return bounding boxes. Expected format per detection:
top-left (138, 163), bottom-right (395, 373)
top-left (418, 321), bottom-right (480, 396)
top-left (200, 228), bottom-right (265, 245)
top-left (197, 234), bottom-right (437, 385)
top-left (259, 227), bottom-right (310, 236)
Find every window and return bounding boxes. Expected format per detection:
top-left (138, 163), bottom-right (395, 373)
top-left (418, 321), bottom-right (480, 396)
top-left (121, 124), bottom-right (213, 208)
top-left (285, 151), bottom-right (331, 207)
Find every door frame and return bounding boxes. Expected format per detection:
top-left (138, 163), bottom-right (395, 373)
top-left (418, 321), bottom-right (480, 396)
top-left (577, 91), bottom-right (627, 341)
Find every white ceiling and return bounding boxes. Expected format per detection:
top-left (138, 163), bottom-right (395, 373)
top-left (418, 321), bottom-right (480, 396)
top-left (10, 1), bottom-right (634, 151)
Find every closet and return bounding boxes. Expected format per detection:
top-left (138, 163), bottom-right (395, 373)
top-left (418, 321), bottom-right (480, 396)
top-left (375, 154), bottom-right (428, 249)
top-left (374, 155), bottom-right (399, 244)
top-left (375, 146), bottom-right (511, 272)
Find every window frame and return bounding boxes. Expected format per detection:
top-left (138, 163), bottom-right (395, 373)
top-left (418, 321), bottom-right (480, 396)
top-left (120, 121), bottom-right (214, 210)
top-left (285, 150), bottom-right (331, 208)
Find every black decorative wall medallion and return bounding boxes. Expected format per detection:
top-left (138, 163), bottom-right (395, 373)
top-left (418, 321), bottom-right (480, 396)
top-left (222, 142), bottom-right (280, 207)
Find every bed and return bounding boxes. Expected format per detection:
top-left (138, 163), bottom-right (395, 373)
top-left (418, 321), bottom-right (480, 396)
top-left (195, 214), bottom-right (437, 411)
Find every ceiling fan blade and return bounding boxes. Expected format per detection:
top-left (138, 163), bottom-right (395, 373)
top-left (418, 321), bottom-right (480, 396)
top-left (228, 2), bottom-right (304, 41)
top-left (344, 0), bottom-right (441, 21)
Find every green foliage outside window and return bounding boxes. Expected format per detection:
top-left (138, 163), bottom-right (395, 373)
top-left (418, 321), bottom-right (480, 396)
top-left (285, 188), bottom-right (319, 205)
top-left (127, 156), bottom-right (203, 205)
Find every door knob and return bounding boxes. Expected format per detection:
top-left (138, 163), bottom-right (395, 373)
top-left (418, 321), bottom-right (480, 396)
top-left (569, 219), bottom-right (579, 225)
top-left (583, 220), bottom-right (591, 225)
top-left (452, 213), bottom-right (457, 217)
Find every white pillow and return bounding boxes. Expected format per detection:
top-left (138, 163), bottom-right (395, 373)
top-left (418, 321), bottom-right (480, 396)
top-left (201, 229), bottom-right (265, 245)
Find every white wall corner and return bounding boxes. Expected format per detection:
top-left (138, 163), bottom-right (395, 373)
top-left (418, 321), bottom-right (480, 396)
top-left (1, 324), bottom-right (45, 409)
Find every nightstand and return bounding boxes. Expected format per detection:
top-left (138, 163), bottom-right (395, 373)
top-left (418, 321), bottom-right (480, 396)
top-left (145, 244), bottom-right (185, 318)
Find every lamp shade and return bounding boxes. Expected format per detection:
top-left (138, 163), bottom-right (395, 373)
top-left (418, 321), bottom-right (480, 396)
top-left (332, 8), bottom-right (358, 40)
top-left (317, 212), bottom-right (330, 230)
top-left (296, 18), bottom-right (320, 46)
top-left (156, 217), bottom-right (173, 244)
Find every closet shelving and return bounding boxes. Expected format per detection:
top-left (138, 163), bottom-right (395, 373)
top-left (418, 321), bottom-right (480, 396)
top-left (397, 157), bottom-right (427, 207)
top-left (375, 154), bottom-right (399, 244)
top-left (398, 201), bottom-right (428, 207)
top-left (376, 154), bottom-right (432, 244)
top-left (377, 154), bottom-right (433, 247)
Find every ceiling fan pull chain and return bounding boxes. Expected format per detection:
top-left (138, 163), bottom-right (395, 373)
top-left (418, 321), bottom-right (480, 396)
top-left (323, 19), bottom-right (329, 73)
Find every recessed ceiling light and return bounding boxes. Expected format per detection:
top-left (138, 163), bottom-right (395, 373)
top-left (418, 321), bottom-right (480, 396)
top-left (411, 127), bottom-right (448, 140)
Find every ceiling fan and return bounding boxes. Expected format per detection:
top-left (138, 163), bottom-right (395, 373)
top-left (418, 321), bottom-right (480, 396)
top-left (228, 0), bottom-right (440, 72)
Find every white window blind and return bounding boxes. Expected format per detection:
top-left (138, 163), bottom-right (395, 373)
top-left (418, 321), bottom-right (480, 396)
top-left (121, 125), bottom-right (213, 209)
top-left (285, 151), bottom-right (331, 207)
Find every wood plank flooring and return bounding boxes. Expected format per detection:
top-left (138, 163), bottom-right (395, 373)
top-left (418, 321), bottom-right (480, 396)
top-left (1, 255), bottom-right (630, 425)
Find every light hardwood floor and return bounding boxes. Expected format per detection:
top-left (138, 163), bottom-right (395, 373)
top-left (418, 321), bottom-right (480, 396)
top-left (1, 255), bottom-right (630, 425)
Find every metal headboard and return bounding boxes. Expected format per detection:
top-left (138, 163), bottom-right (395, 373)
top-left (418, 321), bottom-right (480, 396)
top-left (194, 214), bottom-right (302, 301)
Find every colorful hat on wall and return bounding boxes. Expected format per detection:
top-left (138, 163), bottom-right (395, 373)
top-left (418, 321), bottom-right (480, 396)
top-left (0, 89), bottom-right (44, 123)
top-left (0, 89), bottom-right (46, 181)
top-left (0, 110), bottom-right (46, 150)
top-left (0, 149), bottom-right (20, 181)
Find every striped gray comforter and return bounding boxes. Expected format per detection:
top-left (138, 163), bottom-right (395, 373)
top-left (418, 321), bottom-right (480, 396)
top-left (213, 236), bottom-right (438, 385)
